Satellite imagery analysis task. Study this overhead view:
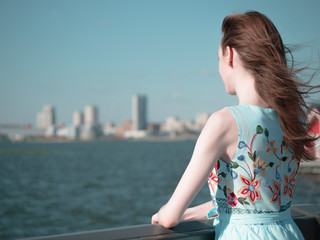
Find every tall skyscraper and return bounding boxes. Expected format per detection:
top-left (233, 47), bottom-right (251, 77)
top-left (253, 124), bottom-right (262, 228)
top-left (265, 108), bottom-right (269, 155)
top-left (132, 95), bottom-right (147, 131)
top-left (84, 105), bottom-right (98, 126)
top-left (73, 111), bottom-right (83, 126)
top-left (37, 105), bottom-right (56, 129)
top-left (80, 105), bottom-right (100, 140)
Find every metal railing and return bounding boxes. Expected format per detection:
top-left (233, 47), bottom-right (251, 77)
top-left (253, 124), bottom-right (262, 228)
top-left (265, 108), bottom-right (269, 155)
top-left (22, 204), bottom-right (320, 240)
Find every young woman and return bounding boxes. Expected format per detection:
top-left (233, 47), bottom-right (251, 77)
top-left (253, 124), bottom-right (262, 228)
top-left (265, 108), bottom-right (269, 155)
top-left (151, 11), bottom-right (319, 239)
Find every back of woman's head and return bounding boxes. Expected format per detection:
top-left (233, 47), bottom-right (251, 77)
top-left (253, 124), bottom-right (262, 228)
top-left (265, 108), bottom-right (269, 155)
top-left (221, 11), bottom-right (286, 66)
top-left (221, 11), bottom-right (319, 160)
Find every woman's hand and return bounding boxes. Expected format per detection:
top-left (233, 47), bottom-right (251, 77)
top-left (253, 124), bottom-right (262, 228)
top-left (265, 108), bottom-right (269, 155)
top-left (151, 212), bottom-right (159, 224)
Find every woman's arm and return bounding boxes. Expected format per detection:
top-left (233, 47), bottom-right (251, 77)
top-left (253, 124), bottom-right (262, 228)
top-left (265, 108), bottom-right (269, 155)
top-left (151, 201), bottom-right (213, 225)
top-left (151, 108), bottom-right (237, 228)
top-left (181, 201), bottom-right (214, 221)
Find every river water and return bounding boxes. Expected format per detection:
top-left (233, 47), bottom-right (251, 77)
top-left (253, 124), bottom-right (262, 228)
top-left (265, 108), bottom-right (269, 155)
top-left (1, 140), bottom-right (320, 240)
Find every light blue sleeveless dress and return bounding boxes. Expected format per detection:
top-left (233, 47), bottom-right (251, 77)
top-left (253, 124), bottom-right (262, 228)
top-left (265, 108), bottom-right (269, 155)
top-left (207, 104), bottom-right (304, 240)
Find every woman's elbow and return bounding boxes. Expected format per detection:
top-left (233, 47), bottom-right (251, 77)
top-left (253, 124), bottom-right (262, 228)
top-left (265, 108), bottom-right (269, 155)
top-left (157, 205), bottom-right (181, 228)
top-left (158, 212), bottom-right (180, 228)
top-left (159, 218), bottom-right (179, 228)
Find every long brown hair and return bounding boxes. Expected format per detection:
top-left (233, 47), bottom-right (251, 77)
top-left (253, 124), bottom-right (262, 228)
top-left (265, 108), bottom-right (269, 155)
top-left (221, 11), bottom-right (320, 160)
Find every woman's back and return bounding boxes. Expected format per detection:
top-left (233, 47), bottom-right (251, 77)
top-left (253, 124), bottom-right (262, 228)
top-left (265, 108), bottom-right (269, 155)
top-left (208, 104), bottom-right (304, 239)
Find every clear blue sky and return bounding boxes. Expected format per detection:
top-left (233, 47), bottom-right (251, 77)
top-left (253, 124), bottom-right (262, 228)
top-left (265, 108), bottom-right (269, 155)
top-left (1, 0), bottom-right (319, 126)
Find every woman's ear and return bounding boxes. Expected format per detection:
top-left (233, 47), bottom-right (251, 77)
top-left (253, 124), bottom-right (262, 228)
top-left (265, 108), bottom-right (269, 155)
top-left (226, 46), bottom-right (234, 68)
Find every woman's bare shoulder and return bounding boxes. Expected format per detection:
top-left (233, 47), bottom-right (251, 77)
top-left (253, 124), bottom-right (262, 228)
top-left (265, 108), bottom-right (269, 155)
top-left (206, 107), bottom-right (235, 129)
top-left (197, 107), bottom-right (236, 144)
top-left (199, 107), bottom-right (238, 162)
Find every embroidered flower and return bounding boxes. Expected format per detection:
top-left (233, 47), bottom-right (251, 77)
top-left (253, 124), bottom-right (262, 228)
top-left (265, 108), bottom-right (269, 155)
top-left (237, 175), bottom-right (262, 205)
top-left (270, 180), bottom-right (281, 206)
top-left (281, 136), bottom-right (289, 152)
top-left (207, 171), bottom-right (221, 193)
top-left (226, 163), bottom-right (238, 179)
top-left (227, 192), bottom-right (238, 207)
top-left (283, 172), bottom-right (296, 198)
top-left (266, 140), bottom-right (278, 154)
top-left (252, 156), bottom-right (268, 177)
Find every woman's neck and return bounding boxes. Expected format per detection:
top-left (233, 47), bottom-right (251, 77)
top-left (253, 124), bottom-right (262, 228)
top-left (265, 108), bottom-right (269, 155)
top-left (234, 69), bottom-right (269, 108)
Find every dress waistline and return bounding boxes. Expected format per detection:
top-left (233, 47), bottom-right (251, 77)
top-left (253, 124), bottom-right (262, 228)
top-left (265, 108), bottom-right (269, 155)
top-left (220, 208), bottom-right (291, 224)
top-left (207, 208), bottom-right (291, 226)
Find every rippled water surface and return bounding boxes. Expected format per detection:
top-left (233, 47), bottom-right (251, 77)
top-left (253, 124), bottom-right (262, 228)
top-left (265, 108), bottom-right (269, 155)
top-left (0, 141), bottom-right (319, 240)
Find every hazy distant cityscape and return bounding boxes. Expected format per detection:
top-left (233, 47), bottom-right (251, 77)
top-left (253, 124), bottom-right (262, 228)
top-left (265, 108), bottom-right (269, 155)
top-left (0, 94), bottom-right (210, 142)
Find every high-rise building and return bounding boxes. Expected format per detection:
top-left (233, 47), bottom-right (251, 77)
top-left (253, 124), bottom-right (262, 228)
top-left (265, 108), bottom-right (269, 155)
top-left (73, 111), bottom-right (83, 126)
top-left (132, 95), bottom-right (147, 131)
top-left (84, 105), bottom-right (98, 127)
top-left (81, 105), bottom-right (99, 140)
top-left (37, 105), bottom-right (56, 129)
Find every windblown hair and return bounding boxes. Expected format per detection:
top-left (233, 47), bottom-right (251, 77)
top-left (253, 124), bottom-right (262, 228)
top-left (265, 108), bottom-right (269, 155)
top-left (221, 11), bottom-right (320, 161)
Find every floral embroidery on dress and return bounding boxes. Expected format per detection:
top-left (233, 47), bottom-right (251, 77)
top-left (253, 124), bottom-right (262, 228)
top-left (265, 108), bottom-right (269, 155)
top-left (227, 192), bottom-right (238, 207)
top-left (208, 124), bottom-right (300, 209)
top-left (238, 175), bottom-right (262, 204)
top-left (283, 171), bottom-right (296, 198)
top-left (266, 140), bottom-right (278, 155)
top-left (227, 163), bottom-right (238, 179)
top-left (270, 180), bottom-right (282, 206)
top-left (208, 168), bottom-right (221, 194)
top-left (281, 136), bottom-right (289, 153)
top-left (252, 157), bottom-right (268, 176)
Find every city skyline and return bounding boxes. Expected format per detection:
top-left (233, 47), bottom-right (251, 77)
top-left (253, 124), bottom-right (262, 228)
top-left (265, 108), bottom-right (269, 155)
top-left (1, 0), bottom-right (320, 126)
top-left (32, 97), bottom-right (207, 128)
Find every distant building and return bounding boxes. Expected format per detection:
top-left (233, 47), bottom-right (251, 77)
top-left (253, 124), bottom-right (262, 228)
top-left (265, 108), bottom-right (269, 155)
top-left (80, 105), bottom-right (100, 140)
top-left (84, 105), bottom-right (98, 127)
top-left (195, 113), bottom-right (210, 131)
top-left (124, 95), bottom-right (148, 139)
top-left (37, 105), bottom-right (56, 129)
top-left (56, 125), bottom-right (79, 139)
top-left (165, 116), bottom-right (180, 133)
top-left (73, 111), bottom-right (83, 126)
top-left (80, 125), bottom-right (96, 140)
top-left (163, 116), bottom-right (198, 136)
top-left (148, 123), bottom-right (161, 135)
top-left (115, 120), bottom-right (132, 138)
top-left (132, 95), bottom-right (147, 131)
top-left (183, 120), bottom-right (195, 133)
top-left (104, 122), bottom-right (115, 136)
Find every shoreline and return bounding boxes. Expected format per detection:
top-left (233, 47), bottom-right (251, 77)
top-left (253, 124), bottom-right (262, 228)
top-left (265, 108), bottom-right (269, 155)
top-left (0, 134), bottom-right (200, 144)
